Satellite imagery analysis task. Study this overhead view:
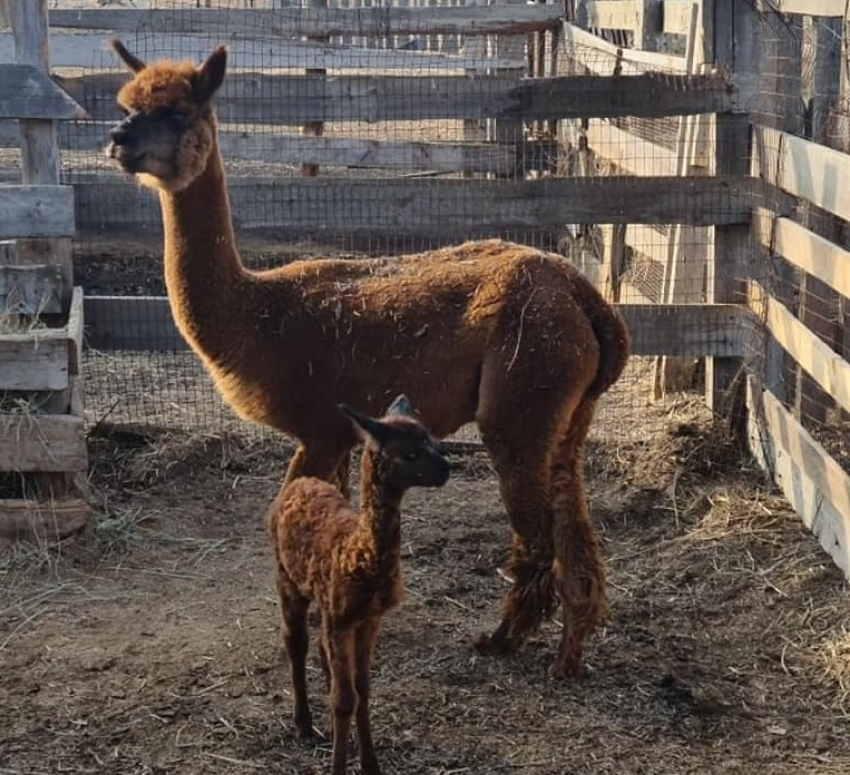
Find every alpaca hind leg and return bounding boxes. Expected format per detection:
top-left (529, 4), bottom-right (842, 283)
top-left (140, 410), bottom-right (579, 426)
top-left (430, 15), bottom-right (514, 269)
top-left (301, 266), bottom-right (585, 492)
top-left (323, 623), bottom-right (357, 775)
top-left (353, 617), bottom-right (383, 775)
top-left (473, 434), bottom-right (557, 656)
top-left (550, 399), bottom-right (607, 679)
top-left (276, 573), bottom-right (313, 738)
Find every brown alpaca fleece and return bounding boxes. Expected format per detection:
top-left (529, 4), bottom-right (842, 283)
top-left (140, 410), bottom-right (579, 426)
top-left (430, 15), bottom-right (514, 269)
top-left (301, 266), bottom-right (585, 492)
top-left (269, 396), bottom-right (451, 775)
top-left (106, 42), bottom-right (630, 679)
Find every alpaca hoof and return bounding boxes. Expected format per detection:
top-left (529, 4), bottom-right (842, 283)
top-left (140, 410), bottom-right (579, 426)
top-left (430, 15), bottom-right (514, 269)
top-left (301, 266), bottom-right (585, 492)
top-left (473, 630), bottom-right (513, 656)
top-left (293, 719), bottom-right (315, 741)
top-left (549, 657), bottom-right (592, 681)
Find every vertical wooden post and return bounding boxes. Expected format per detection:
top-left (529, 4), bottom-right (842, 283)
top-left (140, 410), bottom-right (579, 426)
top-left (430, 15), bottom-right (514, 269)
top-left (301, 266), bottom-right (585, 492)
top-left (633, 0), bottom-right (661, 50)
top-left (301, 0), bottom-right (329, 177)
top-left (3, 0), bottom-right (72, 303)
top-left (463, 0), bottom-right (490, 176)
top-left (653, 1), bottom-right (709, 397)
top-left (705, 0), bottom-right (759, 436)
top-left (494, 0), bottom-right (527, 181)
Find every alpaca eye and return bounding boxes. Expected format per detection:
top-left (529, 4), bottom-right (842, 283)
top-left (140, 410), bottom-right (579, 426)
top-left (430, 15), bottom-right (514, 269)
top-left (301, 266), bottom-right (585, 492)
top-left (404, 450), bottom-right (422, 462)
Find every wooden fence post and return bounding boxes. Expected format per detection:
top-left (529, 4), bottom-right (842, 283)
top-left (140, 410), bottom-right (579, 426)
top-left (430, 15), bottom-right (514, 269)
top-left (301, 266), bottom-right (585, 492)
top-left (705, 0), bottom-right (760, 436)
top-left (2, 0), bottom-right (73, 305)
top-left (301, 0), bottom-right (329, 177)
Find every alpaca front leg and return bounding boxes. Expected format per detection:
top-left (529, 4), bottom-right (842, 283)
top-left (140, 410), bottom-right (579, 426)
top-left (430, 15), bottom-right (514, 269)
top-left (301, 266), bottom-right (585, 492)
top-left (354, 618), bottom-right (383, 775)
top-left (324, 626), bottom-right (357, 775)
top-left (284, 442), bottom-right (351, 495)
top-left (277, 577), bottom-right (313, 738)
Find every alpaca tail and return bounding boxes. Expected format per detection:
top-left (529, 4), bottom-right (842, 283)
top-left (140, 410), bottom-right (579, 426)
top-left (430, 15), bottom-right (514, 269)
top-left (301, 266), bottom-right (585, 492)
top-left (574, 282), bottom-right (630, 399)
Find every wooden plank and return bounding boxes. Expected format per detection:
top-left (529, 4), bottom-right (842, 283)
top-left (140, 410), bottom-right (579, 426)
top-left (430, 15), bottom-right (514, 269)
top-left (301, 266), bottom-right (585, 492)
top-left (586, 0), bottom-right (637, 30)
top-left (0, 413), bottom-right (86, 472)
top-left (0, 264), bottom-right (65, 315)
top-left (0, 497), bottom-right (91, 543)
top-left (562, 21), bottom-right (688, 73)
top-left (770, 0), bottom-right (847, 16)
top-left (0, 64), bottom-right (86, 121)
top-left (760, 389), bottom-right (850, 576)
top-left (0, 122), bottom-right (517, 173)
top-left (47, 6), bottom-right (564, 37)
top-left (83, 294), bottom-right (748, 357)
top-left (65, 286), bottom-right (84, 377)
top-left (705, 0), bottom-right (759, 436)
top-left (752, 209), bottom-right (850, 300)
top-left (0, 31), bottom-right (525, 72)
top-left (0, 186), bottom-right (75, 239)
top-left (757, 283), bottom-right (850, 416)
top-left (0, 334), bottom-right (69, 391)
top-left (586, 121), bottom-right (677, 176)
top-left (59, 70), bottom-right (739, 125)
top-left (5, 0), bottom-right (76, 310)
top-left (72, 175), bottom-right (755, 235)
top-left (662, 0), bottom-right (695, 35)
top-left (618, 302), bottom-right (748, 357)
top-left (754, 125), bottom-right (850, 223)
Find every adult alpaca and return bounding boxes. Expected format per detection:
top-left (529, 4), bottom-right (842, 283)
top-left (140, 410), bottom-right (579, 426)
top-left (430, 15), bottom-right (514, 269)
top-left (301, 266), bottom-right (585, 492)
top-left (106, 41), bottom-right (630, 678)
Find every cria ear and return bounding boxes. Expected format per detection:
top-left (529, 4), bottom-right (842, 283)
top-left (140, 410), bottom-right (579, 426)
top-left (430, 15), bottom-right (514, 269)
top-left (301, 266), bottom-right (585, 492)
top-left (338, 404), bottom-right (391, 448)
top-left (112, 39), bottom-right (146, 73)
top-left (385, 394), bottom-right (414, 418)
top-left (193, 46), bottom-right (227, 105)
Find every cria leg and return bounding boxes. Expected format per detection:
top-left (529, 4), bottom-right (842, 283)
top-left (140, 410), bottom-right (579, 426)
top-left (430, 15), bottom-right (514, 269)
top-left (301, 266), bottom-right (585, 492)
top-left (324, 623), bottom-right (357, 775)
top-left (353, 617), bottom-right (383, 775)
top-left (550, 399), bottom-right (606, 679)
top-left (276, 572), bottom-right (313, 738)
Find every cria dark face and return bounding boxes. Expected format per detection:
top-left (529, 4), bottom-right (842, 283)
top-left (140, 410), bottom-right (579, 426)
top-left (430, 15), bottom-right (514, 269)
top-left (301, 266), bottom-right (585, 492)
top-left (340, 395), bottom-right (451, 491)
top-left (377, 417), bottom-right (451, 490)
top-left (106, 40), bottom-right (227, 193)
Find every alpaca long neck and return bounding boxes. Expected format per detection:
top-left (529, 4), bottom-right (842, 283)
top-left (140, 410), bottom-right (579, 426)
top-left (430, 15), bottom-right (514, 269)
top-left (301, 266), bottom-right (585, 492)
top-left (358, 452), bottom-right (404, 565)
top-left (158, 134), bottom-right (245, 356)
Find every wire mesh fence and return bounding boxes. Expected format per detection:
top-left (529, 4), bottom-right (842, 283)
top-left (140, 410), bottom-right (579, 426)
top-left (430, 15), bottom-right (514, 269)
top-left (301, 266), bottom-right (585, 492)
top-left (746, 9), bottom-right (850, 477)
top-left (0, 0), bottom-right (797, 456)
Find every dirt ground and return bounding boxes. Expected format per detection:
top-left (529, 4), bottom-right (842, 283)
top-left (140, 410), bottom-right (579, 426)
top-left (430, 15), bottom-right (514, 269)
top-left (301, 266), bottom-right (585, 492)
top-left (2, 396), bottom-right (850, 775)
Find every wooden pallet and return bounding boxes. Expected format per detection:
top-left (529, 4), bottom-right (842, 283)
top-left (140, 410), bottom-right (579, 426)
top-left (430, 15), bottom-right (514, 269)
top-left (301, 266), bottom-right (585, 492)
top-left (0, 287), bottom-right (90, 542)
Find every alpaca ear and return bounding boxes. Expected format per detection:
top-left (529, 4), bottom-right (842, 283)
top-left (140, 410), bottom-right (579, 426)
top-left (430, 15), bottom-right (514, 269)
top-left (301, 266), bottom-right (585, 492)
top-left (338, 404), bottom-right (391, 447)
top-left (386, 394), bottom-right (414, 418)
top-left (112, 39), bottom-right (146, 73)
top-left (194, 46), bottom-right (227, 104)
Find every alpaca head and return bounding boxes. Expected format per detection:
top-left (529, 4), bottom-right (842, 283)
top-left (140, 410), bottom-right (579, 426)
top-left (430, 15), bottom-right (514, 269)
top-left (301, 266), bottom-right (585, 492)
top-left (339, 395), bottom-right (451, 491)
top-left (106, 40), bottom-right (227, 193)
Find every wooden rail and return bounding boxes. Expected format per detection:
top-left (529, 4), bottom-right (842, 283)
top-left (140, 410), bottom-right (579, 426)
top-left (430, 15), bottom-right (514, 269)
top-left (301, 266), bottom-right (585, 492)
top-left (0, 185), bottom-right (76, 239)
top-left (749, 386), bottom-right (850, 577)
top-left (754, 125), bottom-right (850, 223)
top-left (48, 6), bottom-right (564, 37)
top-left (0, 31), bottom-right (527, 72)
top-left (59, 71), bottom-right (743, 125)
top-left (83, 295), bottom-right (749, 356)
top-left (751, 281), bottom-right (850, 417)
top-left (71, 174), bottom-right (755, 236)
top-left (752, 208), bottom-right (850, 300)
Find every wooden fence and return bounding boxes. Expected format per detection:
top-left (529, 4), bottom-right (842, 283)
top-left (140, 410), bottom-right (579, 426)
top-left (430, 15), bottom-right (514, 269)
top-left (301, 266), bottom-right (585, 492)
top-left (0, 0), bottom-right (89, 539)
top-left (1, 0), bottom-right (848, 578)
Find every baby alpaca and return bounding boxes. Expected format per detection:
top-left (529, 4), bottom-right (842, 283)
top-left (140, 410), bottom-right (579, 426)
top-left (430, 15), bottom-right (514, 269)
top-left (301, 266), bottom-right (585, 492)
top-left (268, 395), bottom-right (450, 775)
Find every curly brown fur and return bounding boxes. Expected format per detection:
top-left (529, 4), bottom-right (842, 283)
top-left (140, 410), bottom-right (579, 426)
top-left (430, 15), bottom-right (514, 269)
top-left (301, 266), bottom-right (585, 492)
top-left (106, 42), bottom-right (630, 678)
top-left (268, 396), bottom-right (450, 775)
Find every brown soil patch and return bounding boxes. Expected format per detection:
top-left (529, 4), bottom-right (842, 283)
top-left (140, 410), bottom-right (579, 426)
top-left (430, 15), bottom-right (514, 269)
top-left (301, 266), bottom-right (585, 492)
top-left (2, 407), bottom-right (849, 775)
